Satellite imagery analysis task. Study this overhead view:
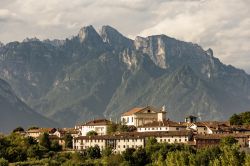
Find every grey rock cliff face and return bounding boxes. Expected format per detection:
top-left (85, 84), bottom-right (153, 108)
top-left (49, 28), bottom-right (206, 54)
top-left (0, 25), bottom-right (250, 127)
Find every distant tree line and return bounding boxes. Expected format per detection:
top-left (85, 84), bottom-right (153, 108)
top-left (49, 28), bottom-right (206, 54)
top-left (230, 111), bottom-right (250, 125)
top-left (1, 131), bottom-right (250, 165)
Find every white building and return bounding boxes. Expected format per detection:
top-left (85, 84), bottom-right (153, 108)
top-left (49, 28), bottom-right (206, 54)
top-left (121, 106), bottom-right (167, 127)
top-left (79, 119), bottom-right (111, 136)
top-left (188, 122), bottom-right (211, 134)
top-left (73, 131), bottom-right (193, 152)
top-left (137, 120), bottom-right (187, 132)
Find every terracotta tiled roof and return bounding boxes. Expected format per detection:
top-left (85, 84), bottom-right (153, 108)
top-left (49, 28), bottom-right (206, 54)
top-left (194, 122), bottom-right (206, 127)
top-left (83, 119), bottom-right (111, 126)
top-left (137, 120), bottom-right (186, 128)
top-left (75, 131), bottom-right (192, 140)
top-left (26, 128), bottom-right (56, 133)
top-left (195, 133), bottom-right (248, 140)
top-left (122, 106), bottom-right (163, 116)
top-left (122, 107), bottom-right (144, 116)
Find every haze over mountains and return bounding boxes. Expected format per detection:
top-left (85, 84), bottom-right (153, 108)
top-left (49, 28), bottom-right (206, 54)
top-left (0, 25), bottom-right (250, 131)
top-left (0, 78), bottom-right (58, 133)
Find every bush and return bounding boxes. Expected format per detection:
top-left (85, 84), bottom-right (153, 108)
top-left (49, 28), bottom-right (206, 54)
top-left (0, 158), bottom-right (8, 166)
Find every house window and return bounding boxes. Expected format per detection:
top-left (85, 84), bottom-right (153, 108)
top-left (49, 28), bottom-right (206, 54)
top-left (179, 139), bottom-right (181, 142)
top-left (123, 145), bottom-right (125, 148)
top-left (132, 117), bottom-right (133, 122)
top-left (127, 117), bottom-right (129, 122)
top-left (148, 110), bottom-right (150, 113)
top-left (176, 127), bottom-right (179, 130)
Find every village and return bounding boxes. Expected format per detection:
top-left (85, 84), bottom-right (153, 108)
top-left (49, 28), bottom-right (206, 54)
top-left (23, 106), bottom-right (250, 152)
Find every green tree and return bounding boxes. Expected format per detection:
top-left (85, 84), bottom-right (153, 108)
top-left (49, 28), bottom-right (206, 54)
top-left (117, 125), bottom-right (129, 132)
top-left (64, 134), bottom-right (73, 149)
top-left (244, 154), bottom-right (250, 166)
top-left (25, 136), bottom-right (37, 145)
top-left (132, 147), bottom-right (149, 165)
top-left (86, 130), bottom-right (98, 136)
top-left (240, 112), bottom-right (250, 125)
top-left (27, 145), bottom-right (45, 159)
top-left (6, 146), bottom-right (27, 162)
top-left (219, 144), bottom-right (244, 166)
top-left (107, 123), bottom-right (118, 134)
top-left (230, 114), bottom-right (242, 125)
top-left (86, 145), bottom-right (101, 159)
top-left (166, 151), bottom-right (190, 166)
top-left (195, 146), bottom-right (221, 166)
top-left (51, 140), bottom-right (62, 152)
top-left (0, 158), bottom-right (8, 166)
top-left (12, 127), bottom-right (24, 133)
top-left (122, 148), bottom-right (136, 165)
top-left (220, 136), bottom-right (238, 147)
top-left (39, 133), bottom-right (51, 150)
top-left (102, 146), bottom-right (113, 157)
top-left (27, 126), bottom-right (39, 130)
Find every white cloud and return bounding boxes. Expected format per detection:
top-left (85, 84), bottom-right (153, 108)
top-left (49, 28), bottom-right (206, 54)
top-left (0, 0), bottom-right (249, 73)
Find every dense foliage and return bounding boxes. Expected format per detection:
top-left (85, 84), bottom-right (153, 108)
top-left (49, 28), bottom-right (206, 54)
top-left (64, 133), bottom-right (73, 149)
top-left (86, 131), bottom-right (98, 136)
top-left (230, 112), bottom-right (250, 125)
top-left (1, 133), bottom-right (250, 165)
top-left (107, 123), bottom-right (137, 134)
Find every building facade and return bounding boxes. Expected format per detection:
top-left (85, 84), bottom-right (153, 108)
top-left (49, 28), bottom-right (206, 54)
top-left (121, 106), bottom-right (167, 127)
top-left (137, 120), bottom-right (187, 132)
top-left (73, 131), bottom-right (193, 153)
top-left (79, 119), bottom-right (111, 136)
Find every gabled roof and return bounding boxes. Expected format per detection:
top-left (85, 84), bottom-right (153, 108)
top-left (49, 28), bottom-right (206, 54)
top-left (195, 133), bottom-right (248, 140)
top-left (188, 122), bottom-right (206, 127)
top-left (137, 120), bottom-right (186, 128)
top-left (83, 119), bottom-right (111, 126)
top-left (122, 106), bottom-right (163, 116)
top-left (122, 107), bottom-right (143, 116)
top-left (26, 128), bottom-right (56, 133)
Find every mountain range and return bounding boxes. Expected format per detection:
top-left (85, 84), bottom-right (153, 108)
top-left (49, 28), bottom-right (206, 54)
top-left (0, 78), bottom-right (58, 133)
top-left (0, 25), bottom-right (250, 131)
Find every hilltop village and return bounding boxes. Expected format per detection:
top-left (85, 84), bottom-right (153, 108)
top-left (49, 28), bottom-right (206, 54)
top-left (21, 106), bottom-right (250, 152)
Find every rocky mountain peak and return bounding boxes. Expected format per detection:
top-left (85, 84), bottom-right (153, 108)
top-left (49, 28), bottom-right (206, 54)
top-left (23, 37), bottom-right (40, 43)
top-left (206, 48), bottom-right (213, 57)
top-left (100, 25), bottom-right (133, 50)
top-left (78, 25), bottom-right (102, 43)
top-left (0, 41), bottom-right (4, 47)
